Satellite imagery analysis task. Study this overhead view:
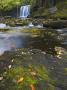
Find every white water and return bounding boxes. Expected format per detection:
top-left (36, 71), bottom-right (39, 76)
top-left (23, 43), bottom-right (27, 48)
top-left (28, 22), bottom-right (43, 28)
top-left (28, 22), bottom-right (34, 27)
top-left (0, 23), bottom-right (6, 28)
top-left (20, 5), bottom-right (30, 18)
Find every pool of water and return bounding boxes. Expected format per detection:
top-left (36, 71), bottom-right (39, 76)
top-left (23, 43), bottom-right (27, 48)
top-left (0, 27), bottom-right (67, 55)
top-left (0, 26), bottom-right (67, 90)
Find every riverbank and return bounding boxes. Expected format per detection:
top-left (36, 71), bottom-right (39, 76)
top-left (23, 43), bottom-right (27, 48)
top-left (0, 17), bottom-right (67, 29)
top-left (0, 17), bottom-right (67, 90)
top-left (0, 48), bottom-right (67, 90)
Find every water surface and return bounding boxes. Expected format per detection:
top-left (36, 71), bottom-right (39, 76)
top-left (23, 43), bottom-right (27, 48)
top-left (0, 27), bottom-right (67, 55)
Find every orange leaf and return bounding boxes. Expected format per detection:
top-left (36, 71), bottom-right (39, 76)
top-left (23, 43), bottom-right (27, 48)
top-left (30, 84), bottom-right (35, 90)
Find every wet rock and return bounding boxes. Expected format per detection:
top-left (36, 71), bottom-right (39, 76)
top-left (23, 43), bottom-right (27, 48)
top-left (48, 7), bottom-right (57, 14)
top-left (43, 20), bottom-right (67, 29)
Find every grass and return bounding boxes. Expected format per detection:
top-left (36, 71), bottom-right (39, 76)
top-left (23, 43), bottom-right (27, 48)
top-left (0, 65), bottom-right (53, 90)
top-left (0, 47), bottom-right (67, 90)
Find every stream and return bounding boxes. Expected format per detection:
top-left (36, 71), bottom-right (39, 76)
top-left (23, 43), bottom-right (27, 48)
top-left (0, 26), bottom-right (67, 55)
top-left (0, 25), bottom-right (67, 90)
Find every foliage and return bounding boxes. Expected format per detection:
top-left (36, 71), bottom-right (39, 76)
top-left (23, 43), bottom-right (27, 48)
top-left (0, 47), bottom-right (67, 90)
top-left (0, 0), bottom-right (36, 11)
top-left (0, 65), bottom-right (52, 90)
top-left (0, 0), bottom-right (20, 11)
top-left (0, 0), bottom-right (67, 19)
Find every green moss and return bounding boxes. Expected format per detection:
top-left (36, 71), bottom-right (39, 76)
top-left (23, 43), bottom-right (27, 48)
top-left (33, 1), bottom-right (67, 19)
top-left (48, 84), bottom-right (55, 90)
top-left (0, 65), bottom-right (54, 90)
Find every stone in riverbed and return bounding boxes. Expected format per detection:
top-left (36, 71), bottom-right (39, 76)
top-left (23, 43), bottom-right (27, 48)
top-left (48, 7), bottom-right (57, 13)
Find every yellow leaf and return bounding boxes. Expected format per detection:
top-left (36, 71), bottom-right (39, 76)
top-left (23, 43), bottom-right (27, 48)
top-left (17, 77), bottom-right (24, 83)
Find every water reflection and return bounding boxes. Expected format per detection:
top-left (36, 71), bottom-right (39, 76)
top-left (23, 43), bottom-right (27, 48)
top-left (0, 27), bottom-right (67, 55)
top-left (0, 32), bottom-right (30, 55)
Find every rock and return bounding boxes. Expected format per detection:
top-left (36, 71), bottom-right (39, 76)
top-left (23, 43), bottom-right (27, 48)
top-left (43, 20), bottom-right (67, 29)
top-left (48, 7), bottom-right (57, 13)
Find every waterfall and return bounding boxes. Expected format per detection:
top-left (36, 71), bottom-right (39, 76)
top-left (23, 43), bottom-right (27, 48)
top-left (20, 5), bottom-right (30, 18)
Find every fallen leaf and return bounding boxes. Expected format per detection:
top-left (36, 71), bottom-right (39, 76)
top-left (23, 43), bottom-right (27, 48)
top-left (17, 77), bottom-right (24, 83)
top-left (30, 84), bottom-right (35, 90)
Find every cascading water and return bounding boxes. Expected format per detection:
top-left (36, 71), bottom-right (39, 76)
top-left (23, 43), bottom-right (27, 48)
top-left (20, 5), bottom-right (30, 18)
top-left (0, 23), bottom-right (6, 28)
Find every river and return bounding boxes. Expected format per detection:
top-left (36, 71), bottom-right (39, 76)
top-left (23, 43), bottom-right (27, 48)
top-left (0, 25), bottom-right (67, 90)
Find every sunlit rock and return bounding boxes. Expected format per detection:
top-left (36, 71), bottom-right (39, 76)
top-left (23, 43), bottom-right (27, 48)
top-left (8, 65), bottom-right (12, 69)
top-left (30, 71), bottom-right (36, 76)
top-left (41, 51), bottom-right (46, 55)
top-left (55, 47), bottom-right (65, 55)
top-left (0, 77), bottom-right (3, 81)
top-left (21, 51), bottom-right (26, 55)
top-left (35, 24), bottom-right (43, 28)
top-left (56, 55), bottom-right (62, 59)
top-left (11, 59), bottom-right (14, 62)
